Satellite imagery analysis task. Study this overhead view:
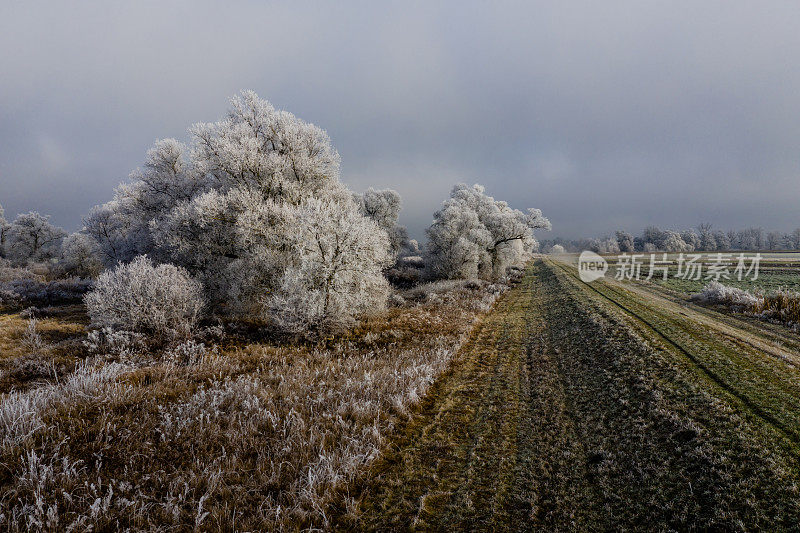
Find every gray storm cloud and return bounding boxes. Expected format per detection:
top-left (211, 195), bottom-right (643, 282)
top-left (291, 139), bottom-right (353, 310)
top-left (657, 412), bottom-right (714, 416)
top-left (1, 1), bottom-right (799, 240)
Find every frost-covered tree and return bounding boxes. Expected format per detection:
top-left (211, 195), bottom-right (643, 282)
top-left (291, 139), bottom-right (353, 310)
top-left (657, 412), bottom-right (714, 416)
top-left (6, 212), bottom-right (66, 264)
top-left (592, 237), bottom-right (620, 254)
top-left (550, 244), bottom-right (566, 254)
top-left (191, 90), bottom-right (342, 203)
top-left (58, 232), bottom-right (104, 278)
top-left (353, 187), bottom-right (410, 256)
top-left (662, 231), bottom-right (690, 252)
top-left (584, 238), bottom-right (601, 253)
top-left (767, 231), bottom-right (783, 250)
top-left (713, 230), bottom-right (731, 251)
top-left (697, 223), bottom-right (715, 251)
top-left (84, 255), bottom-right (204, 340)
top-left (727, 229), bottom-right (739, 250)
top-left (738, 227), bottom-right (764, 250)
top-left (267, 198), bottom-right (392, 334)
top-left (641, 226), bottom-right (666, 250)
top-left (588, 237), bottom-right (619, 254)
top-left (604, 237), bottom-right (620, 254)
top-left (84, 139), bottom-right (208, 266)
top-left (615, 231), bottom-right (635, 252)
top-left (426, 203), bottom-right (491, 280)
top-left (425, 184), bottom-right (549, 280)
top-left (84, 91), bottom-right (391, 331)
top-left (681, 230), bottom-right (700, 251)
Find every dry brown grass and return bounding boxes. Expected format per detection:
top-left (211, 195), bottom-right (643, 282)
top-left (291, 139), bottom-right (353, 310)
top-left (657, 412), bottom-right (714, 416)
top-left (762, 288), bottom-right (800, 325)
top-left (0, 308), bottom-right (89, 394)
top-left (0, 280), bottom-right (502, 531)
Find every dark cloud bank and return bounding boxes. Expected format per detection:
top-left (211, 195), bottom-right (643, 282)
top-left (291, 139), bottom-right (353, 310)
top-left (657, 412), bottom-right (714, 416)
top-left (2, 1), bottom-right (799, 240)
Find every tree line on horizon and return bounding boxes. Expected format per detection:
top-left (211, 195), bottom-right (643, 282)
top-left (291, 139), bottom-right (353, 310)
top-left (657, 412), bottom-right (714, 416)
top-left (543, 224), bottom-right (800, 254)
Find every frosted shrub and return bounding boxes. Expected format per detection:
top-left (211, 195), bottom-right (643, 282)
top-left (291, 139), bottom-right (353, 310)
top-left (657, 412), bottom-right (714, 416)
top-left (21, 318), bottom-right (47, 354)
top-left (0, 263), bottom-right (37, 283)
top-left (164, 340), bottom-right (217, 366)
top-left (388, 293), bottom-right (406, 307)
top-left (550, 244), bottom-right (566, 254)
top-left (692, 281), bottom-right (763, 310)
top-left (693, 282), bottom-right (800, 329)
top-left (0, 277), bottom-right (94, 308)
top-left (84, 256), bottom-right (204, 341)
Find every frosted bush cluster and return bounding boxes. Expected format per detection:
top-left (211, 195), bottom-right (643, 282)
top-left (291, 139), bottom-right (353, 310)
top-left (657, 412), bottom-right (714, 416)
top-left (84, 327), bottom-right (147, 358)
top-left (164, 340), bottom-right (218, 367)
top-left (0, 263), bottom-right (504, 530)
top-left (0, 277), bottom-right (94, 308)
top-left (84, 256), bottom-right (204, 341)
top-left (57, 232), bottom-right (103, 278)
top-left (80, 91), bottom-right (392, 333)
top-left (1, 92), bottom-right (546, 334)
top-left (762, 289), bottom-right (800, 326)
top-left (693, 282), bottom-right (800, 328)
top-left (692, 281), bottom-right (763, 309)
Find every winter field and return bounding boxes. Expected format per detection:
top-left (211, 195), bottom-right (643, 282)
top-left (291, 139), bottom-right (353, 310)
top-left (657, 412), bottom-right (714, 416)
top-left (2, 92), bottom-right (800, 530)
top-left (3, 254), bottom-right (800, 529)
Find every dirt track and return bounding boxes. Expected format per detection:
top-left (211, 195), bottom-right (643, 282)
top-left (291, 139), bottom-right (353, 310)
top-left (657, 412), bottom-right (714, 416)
top-left (345, 259), bottom-right (800, 531)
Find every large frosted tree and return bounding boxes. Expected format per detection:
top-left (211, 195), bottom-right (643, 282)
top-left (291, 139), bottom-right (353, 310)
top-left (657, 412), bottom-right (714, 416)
top-left (426, 184), bottom-right (550, 280)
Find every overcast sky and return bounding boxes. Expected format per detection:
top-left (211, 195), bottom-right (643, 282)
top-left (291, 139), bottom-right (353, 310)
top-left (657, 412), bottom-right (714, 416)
top-left (1, 1), bottom-right (800, 240)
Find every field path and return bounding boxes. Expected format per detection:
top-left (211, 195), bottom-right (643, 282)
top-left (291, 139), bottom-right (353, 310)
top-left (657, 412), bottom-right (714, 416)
top-left (344, 259), bottom-right (800, 531)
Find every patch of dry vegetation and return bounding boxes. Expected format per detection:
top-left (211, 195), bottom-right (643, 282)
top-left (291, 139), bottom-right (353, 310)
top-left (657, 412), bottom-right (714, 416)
top-left (693, 281), bottom-right (800, 329)
top-left (0, 280), bottom-right (503, 531)
top-left (0, 310), bottom-right (89, 394)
